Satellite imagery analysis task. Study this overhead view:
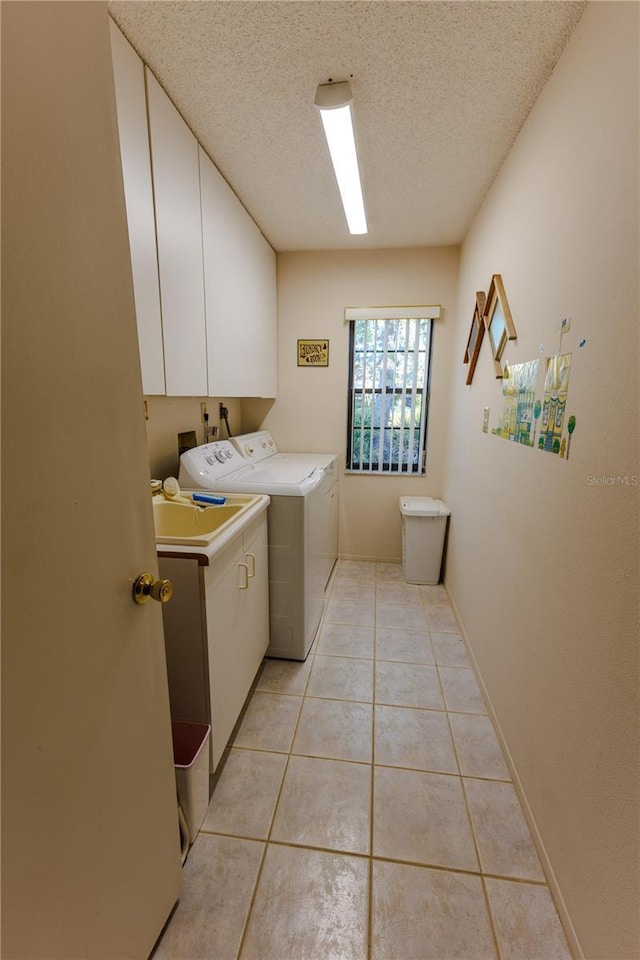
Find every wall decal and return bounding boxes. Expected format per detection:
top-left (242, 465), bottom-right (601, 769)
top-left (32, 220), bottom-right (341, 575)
top-left (492, 359), bottom-right (541, 445)
top-left (491, 353), bottom-right (577, 459)
top-left (538, 353), bottom-right (572, 454)
top-left (558, 317), bottom-right (572, 354)
top-left (565, 415), bottom-right (577, 459)
top-left (297, 339), bottom-right (329, 367)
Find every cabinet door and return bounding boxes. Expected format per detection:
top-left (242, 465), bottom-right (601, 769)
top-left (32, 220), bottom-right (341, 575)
top-left (199, 147), bottom-right (277, 398)
top-left (109, 21), bottom-right (165, 395)
top-left (205, 542), bottom-right (244, 770)
top-left (243, 519), bottom-right (270, 674)
top-left (246, 224), bottom-right (277, 398)
top-left (147, 72), bottom-right (207, 396)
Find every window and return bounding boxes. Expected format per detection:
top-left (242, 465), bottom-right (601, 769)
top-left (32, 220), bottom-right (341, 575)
top-left (345, 307), bottom-right (438, 474)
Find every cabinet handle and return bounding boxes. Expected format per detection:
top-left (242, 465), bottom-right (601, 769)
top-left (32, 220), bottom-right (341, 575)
top-left (246, 552), bottom-right (256, 578)
top-left (238, 562), bottom-right (249, 590)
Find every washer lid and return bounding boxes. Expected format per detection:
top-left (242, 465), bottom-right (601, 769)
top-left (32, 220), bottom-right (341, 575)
top-left (245, 461), bottom-right (324, 486)
top-left (399, 496), bottom-right (450, 517)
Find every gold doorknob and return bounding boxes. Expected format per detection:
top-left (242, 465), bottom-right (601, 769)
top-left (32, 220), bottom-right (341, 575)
top-left (133, 572), bottom-right (173, 605)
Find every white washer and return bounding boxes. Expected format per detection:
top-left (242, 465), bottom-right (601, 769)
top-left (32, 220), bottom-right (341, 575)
top-left (179, 435), bottom-right (338, 661)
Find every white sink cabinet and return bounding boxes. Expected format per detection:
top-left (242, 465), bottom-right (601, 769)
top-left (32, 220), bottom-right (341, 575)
top-left (159, 500), bottom-right (269, 772)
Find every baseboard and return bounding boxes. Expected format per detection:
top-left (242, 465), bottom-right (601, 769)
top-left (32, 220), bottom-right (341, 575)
top-left (444, 582), bottom-right (585, 960)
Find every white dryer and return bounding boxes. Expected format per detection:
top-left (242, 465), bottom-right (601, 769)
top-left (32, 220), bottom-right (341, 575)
top-left (230, 430), bottom-right (337, 472)
top-left (179, 435), bottom-right (338, 661)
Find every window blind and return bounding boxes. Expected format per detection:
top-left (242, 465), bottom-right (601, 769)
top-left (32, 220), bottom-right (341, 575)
top-left (346, 315), bottom-right (433, 474)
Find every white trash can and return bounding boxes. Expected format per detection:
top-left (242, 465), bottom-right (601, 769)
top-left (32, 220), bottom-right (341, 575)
top-left (171, 720), bottom-right (210, 846)
top-left (399, 497), bottom-right (450, 584)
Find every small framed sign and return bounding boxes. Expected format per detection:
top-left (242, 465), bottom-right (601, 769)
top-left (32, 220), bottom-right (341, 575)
top-left (297, 339), bottom-right (329, 367)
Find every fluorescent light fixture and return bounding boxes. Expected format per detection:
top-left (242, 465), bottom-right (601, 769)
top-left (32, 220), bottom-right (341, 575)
top-left (314, 81), bottom-right (367, 235)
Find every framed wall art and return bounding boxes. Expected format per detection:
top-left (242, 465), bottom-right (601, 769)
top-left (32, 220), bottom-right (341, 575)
top-left (484, 274), bottom-right (516, 378)
top-left (463, 291), bottom-right (486, 385)
top-left (297, 339), bottom-right (329, 367)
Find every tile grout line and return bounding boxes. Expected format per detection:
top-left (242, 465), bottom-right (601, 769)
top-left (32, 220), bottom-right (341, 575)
top-left (481, 874), bottom-right (504, 960)
top-left (424, 588), bottom-right (500, 958)
top-left (367, 563), bottom-right (381, 960)
top-left (196, 826), bottom-right (553, 888)
top-left (233, 607), bottom-right (318, 960)
top-left (423, 584), bottom-right (507, 960)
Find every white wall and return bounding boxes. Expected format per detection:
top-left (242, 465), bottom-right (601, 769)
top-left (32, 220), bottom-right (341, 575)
top-left (443, 3), bottom-right (639, 957)
top-left (247, 247), bottom-right (460, 559)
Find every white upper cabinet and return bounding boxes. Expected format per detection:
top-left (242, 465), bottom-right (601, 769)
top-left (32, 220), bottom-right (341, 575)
top-left (109, 22), bottom-right (165, 395)
top-left (199, 147), bottom-right (277, 398)
top-left (110, 20), bottom-right (276, 400)
top-left (146, 71), bottom-right (208, 397)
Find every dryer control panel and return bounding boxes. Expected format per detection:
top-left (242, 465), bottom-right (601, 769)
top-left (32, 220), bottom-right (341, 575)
top-left (230, 431), bottom-right (277, 463)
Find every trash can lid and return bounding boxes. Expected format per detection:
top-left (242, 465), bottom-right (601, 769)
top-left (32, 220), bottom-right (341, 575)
top-left (171, 720), bottom-right (211, 767)
top-left (399, 496), bottom-right (450, 517)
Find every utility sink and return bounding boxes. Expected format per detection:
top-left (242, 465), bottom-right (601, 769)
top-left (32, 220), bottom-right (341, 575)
top-left (153, 494), bottom-right (260, 546)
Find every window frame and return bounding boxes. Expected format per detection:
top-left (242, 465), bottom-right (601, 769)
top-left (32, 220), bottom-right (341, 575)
top-left (345, 308), bottom-right (438, 476)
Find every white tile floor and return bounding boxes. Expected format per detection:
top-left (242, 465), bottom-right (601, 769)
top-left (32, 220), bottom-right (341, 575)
top-left (154, 560), bottom-right (572, 960)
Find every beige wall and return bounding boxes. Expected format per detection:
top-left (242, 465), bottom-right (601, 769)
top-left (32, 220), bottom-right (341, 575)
top-left (145, 395), bottom-right (242, 479)
top-left (245, 247), bottom-right (459, 559)
top-left (443, 3), bottom-right (639, 958)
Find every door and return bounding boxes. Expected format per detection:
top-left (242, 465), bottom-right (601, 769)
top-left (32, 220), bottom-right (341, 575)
top-left (1, 5), bottom-right (181, 958)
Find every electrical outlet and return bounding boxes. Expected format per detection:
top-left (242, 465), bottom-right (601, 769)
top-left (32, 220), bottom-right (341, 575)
top-left (482, 407), bottom-right (490, 433)
top-left (200, 402), bottom-right (208, 422)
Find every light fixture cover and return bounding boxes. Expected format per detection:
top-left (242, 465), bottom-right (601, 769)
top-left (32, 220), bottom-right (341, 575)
top-left (315, 80), bottom-right (367, 235)
top-left (314, 80), bottom-right (353, 111)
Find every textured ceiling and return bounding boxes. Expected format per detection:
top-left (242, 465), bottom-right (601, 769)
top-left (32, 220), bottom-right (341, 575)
top-left (108, 0), bottom-right (585, 252)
